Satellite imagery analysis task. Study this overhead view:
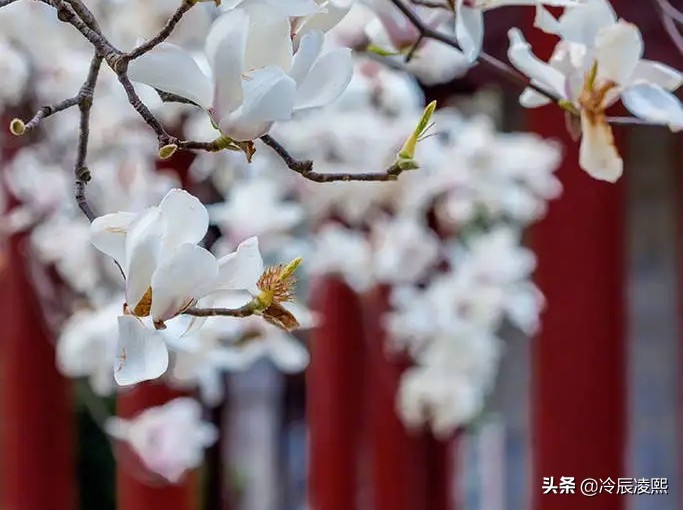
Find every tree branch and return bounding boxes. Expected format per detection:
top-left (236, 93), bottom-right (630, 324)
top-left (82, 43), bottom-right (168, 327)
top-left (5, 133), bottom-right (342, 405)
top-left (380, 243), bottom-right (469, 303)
top-left (125, 0), bottom-right (195, 60)
top-left (183, 304), bottom-right (257, 318)
top-left (74, 54), bottom-right (102, 222)
top-left (260, 135), bottom-right (404, 182)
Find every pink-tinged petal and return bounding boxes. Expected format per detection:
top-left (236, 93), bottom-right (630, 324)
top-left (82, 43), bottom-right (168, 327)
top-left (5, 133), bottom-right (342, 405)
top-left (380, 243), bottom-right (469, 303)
top-left (90, 211), bottom-right (138, 265)
top-left (579, 110), bottom-right (623, 182)
top-left (206, 10), bottom-right (249, 116)
top-left (289, 30), bottom-right (324, 86)
top-left (294, 48), bottom-right (353, 111)
top-left (537, 0), bottom-right (616, 46)
top-left (630, 60), bottom-right (683, 91)
top-left (128, 43), bottom-right (213, 109)
top-left (455, 2), bottom-right (484, 62)
top-left (212, 236), bottom-right (264, 295)
top-left (507, 28), bottom-right (567, 100)
top-left (151, 244), bottom-right (219, 322)
top-left (159, 189), bottom-right (209, 250)
top-left (595, 21), bottom-right (643, 86)
top-left (125, 208), bottom-right (164, 311)
top-left (115, 316), bottom-right (169, 386)
top-left (621, 83), bottom-right (683, 132)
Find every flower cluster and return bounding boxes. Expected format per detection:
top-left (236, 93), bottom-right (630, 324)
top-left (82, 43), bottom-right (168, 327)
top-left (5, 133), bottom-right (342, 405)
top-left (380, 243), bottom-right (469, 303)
top-left (0, 0), bottom-right (681, 482)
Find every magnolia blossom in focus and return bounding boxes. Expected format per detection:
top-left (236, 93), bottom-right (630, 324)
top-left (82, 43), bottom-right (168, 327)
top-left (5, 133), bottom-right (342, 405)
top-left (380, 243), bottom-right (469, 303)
top-left (90, 189), bottom-right (288, 385)
top-left (129, 6), bottom-right (353, 140)
top-left (106, 398), bottom-right (218, 483)
top-left (508, 0), bottom-right (683, 181)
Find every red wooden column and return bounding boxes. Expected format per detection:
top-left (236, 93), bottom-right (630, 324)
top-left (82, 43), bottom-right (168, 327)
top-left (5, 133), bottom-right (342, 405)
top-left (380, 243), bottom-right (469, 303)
top-left (0, 234), bottom-right (77, 510)
top-left (527, 12), bottom-right (626, 510)
top-left (116, 384), bottom-right (198, 510)
top-left (307, 277), bottom-right (366, 510)
top-left (365, 286), bottom-right (454, 510)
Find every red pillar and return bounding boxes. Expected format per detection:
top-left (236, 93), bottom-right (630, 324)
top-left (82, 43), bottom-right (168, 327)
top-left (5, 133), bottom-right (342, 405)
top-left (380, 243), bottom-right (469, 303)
top-left (365, 286), bottom-right (454, 510)
top-left (307, 277), bottom-right (366, 510)
top-left (116, 384), bottom-right (198, 510)
top-left (528, 14), bottom-right (626, 510)
top-left (0, 234), bottom-right (77, 510)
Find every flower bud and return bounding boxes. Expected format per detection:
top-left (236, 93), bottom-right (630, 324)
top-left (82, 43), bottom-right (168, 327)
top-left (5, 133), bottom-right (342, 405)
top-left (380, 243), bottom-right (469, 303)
top-left (9, 118), bottom-right (25, 136)
top-left (158, 144), bottom-right (178, 160)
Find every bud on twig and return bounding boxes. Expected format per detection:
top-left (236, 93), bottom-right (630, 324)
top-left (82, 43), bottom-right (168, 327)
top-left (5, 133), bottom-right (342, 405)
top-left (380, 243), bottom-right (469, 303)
top-left (158, 143), bottom-right (178, 160)
top-left (9, 118), bottom-right (25, 136)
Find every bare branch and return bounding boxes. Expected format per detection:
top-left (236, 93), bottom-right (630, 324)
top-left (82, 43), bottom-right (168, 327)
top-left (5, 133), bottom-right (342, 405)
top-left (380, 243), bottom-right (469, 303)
top-left (260, 135), bottom-right (404, 182)
top-left (24, 96), bottom-right (81, 131)
top-left (184, 304), bottom-right (257, 318)
top-left (74, 54), bottom-right (103, 222)
top-left (126, 0), bottom-right (195, 60)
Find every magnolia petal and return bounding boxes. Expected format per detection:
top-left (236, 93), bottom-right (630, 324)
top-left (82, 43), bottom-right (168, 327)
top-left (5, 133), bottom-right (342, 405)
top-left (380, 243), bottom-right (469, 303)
top-left (289, 30), bottom-right (324, 85)
top-left (519, 87), bottom-right (552, 108)
top-left (507, 28), bottom-right (566, 99)
top-left (115, 316), bottom-right (169, 386)
top-left (243, 4), bottom-right (293, 73)
top-left (206, 10), bottom-right (249, 117)
top-left (455, 2), bottom-right (484, 62)
top-left (631, 60), bottom-right (683, 91)
top-left (294, 3), bottom-right (352, 42)
top-left (150, 244), bottom-right (219, 322)
top-left (213, 236), bottom-right (264, 295)
top-left (267, 334), bottom-right (310, 373)
top-left (125, 208), bottom-right (164, 311)
top-left (622, 83), bottom-right (683, 132)
top-left (595, 21), bottom-right (643, 86)
top-left (539, 0), bottom-right (616, 46)
top-left (159, 189), bottom-right (209, 250)
top-left (90, 211), bottom-right (138, 265)
top-left (294, 48), bottom-right (353, 111)
top-left (579, 110), bottom-right (623, 182)
top-left (128, 43), bottom-right (213, 110)
top-left (218, 66), bottom-right (296, 140)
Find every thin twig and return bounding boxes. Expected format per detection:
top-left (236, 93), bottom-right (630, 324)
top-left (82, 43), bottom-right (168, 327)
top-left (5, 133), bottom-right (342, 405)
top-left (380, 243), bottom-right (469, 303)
top-left (24, 96), bottom-right (81, 131)
top-left (74, 54), bottom-right (102, 222)
top-left (183, 304), bottom-right (256, 318)
top-left (653, 0), bottom-right (683, 25)
top-left (260, 135), bottom-right (403, 182)
top-left (125, 0), bottom-right (195, 60)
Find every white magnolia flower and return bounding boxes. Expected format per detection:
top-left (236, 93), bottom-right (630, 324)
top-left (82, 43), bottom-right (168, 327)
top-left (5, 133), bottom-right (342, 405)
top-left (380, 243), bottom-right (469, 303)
top-left (308, 223), bottom-right (374, 291)
top-left (454, 0), bottom-right (578, 62)
top-left (91, 189), bottom-right (267, 385)
top-left (128, 7), bottom-right (353, 140)
top-left (508, 0), bottom-right (683, 181)
top-left (398, 329), bottom-right (501, 436)
top-left (370, 214), bottom-right (440, 284)
top-left (106, 398), bottom-right (218, 483)
top-left (56, 303), bottom-right (121, 395)
top-left (208, 178), bottom-right (305, 245)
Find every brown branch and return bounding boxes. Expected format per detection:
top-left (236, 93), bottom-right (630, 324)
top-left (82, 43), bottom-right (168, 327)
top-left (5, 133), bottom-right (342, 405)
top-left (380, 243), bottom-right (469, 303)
top-left (125, 0), bottom-right (195, 60)
top-left (74, 54), bottom-right (102, 222)
top-left (260, 135), bottom-right (403, 182)
top-left (183, 304), bottom-right (256, 318)
top-left (24, 96), bottom-right (81, 131)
